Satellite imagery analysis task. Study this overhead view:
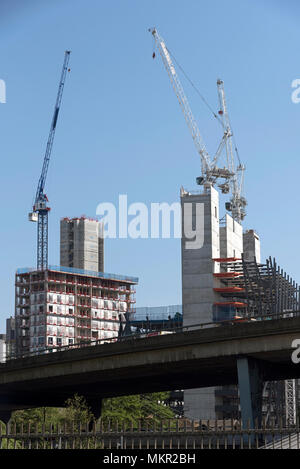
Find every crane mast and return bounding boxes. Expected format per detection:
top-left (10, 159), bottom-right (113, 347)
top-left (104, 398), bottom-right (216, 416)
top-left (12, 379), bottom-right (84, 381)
top-left (216, 79), bottom-right (246, 222)
top-left (29, 50), bottom-right (71, 270)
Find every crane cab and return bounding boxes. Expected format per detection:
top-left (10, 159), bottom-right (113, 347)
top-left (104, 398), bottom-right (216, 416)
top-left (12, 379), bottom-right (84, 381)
top-left (28, 211), bottom-right (38, 222)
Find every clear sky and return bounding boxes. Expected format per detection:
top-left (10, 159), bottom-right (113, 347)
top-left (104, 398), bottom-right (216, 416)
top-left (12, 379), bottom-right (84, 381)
top-left (0, 0), bottom-right (299, 330)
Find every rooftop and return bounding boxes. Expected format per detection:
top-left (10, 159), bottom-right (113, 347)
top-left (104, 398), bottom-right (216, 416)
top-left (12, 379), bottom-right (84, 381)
top-left (16, 265), bottom-right (138, 284)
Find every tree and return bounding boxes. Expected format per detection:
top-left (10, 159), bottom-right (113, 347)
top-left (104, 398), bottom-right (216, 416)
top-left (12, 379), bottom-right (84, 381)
top-left (64, 394), bottom-right (94, 426)
top-left (101, 392), bottom-right (174, 426)
top-left (7, 392), bottom-right (175, 429)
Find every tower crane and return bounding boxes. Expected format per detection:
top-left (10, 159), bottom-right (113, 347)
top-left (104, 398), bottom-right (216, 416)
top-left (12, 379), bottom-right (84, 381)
top-left (149, 28), bottom-right (247, 223)
top-left (29, 50), bottom-right (71, 270)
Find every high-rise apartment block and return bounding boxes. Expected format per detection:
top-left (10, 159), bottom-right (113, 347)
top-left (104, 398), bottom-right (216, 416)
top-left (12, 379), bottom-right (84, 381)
top-left (15, 266), bottom-right (137, 356)
top-left (60, 217), bottom-right (104, 273)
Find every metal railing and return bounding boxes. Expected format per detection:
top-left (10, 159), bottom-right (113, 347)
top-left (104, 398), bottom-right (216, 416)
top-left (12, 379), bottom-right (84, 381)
top-left (16, 265), bottom-right (139, 284)
top-left (5, 310), bottom-right (300, 362)
top-left (1, 419), bottom-right (300, 449)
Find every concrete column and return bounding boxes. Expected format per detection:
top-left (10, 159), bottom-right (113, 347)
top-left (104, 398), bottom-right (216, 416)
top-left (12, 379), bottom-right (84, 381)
top-left (237, 356), bottom-right (264, 428)
top-left (86, 398), bottom-right (102, 421)
top-left (181, 186), bottom-right (221, 420)
top-left (0, 410), bottom-right (11, 424)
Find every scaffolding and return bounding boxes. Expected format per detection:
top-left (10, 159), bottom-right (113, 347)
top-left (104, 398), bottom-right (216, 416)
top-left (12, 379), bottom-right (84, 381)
top-left (15, 266), bottom-right (137, 357)
top-left (212, 255), bottom-right (300, 319)
top-left (212, 255), bottom-right (300, 425)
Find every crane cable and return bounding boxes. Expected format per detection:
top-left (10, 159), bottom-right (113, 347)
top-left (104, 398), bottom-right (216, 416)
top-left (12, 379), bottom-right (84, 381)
top-left (164, 45), bottom-right (223, 126)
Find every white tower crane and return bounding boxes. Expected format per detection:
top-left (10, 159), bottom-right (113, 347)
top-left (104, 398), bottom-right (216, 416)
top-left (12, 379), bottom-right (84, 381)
top-left (149, 28), bottom-right (247, 223)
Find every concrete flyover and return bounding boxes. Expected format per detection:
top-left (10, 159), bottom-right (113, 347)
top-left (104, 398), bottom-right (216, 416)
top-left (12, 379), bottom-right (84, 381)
top-left (1, 316), bottom-right (300, 423)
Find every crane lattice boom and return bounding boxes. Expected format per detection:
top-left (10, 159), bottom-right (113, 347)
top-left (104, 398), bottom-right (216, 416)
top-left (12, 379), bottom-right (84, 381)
top-left (150, 28), bottom-right (233, 187)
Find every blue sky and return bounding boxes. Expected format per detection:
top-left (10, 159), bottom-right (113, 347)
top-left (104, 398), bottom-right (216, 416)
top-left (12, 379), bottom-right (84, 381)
top-left (0, 0), bottom-right (299, 330)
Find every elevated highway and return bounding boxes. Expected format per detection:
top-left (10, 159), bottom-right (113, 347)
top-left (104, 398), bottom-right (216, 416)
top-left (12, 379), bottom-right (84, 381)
top-left (1, 316), bottom-right (300, 424)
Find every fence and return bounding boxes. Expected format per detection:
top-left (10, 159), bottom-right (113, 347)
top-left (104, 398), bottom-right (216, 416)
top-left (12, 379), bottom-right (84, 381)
top-left (1, 419), bottom-right (300, 449)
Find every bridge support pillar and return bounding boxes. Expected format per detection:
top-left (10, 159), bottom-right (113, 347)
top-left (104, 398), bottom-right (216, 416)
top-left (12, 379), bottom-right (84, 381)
top-left (0, 410), bottom-right (12, 425)
top-left (86, 398), bottom-right (102, 421)
top-left (85, 398), bottom-right (102, 432)
top-left (237, 357), bottom-right (263, 429)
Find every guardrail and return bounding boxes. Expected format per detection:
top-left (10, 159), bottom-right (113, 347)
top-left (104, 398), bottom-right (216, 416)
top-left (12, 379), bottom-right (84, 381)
top-left (5, 310), bottom-right (300, 362)
top-left (16, 265), bottom-right (139, 284)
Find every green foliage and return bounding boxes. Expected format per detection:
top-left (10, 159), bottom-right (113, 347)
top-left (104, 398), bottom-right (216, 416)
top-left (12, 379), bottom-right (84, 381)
top-left (0, 420), bottom-right (22, 449)
top-left (5, 392), bottom-right (174, 430)
top-left (102, 392), bottom-right (174, 426)
top-left (0, 394), bottom-right (175, 448)
top-left (11, 407), bottom-right (67, 431)
top-left (64, 394), bottom-right (94, 426)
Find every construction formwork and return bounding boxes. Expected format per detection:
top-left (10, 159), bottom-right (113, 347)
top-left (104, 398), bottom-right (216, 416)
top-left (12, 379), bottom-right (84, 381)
top-left (15, 266), bottom-right (137, 357)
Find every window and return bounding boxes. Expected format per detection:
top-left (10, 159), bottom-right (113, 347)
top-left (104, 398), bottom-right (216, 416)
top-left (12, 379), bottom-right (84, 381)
top-left (68, 308), bottom-right (73, 314)
top-left (49, 305), bottom-right (53, 313)
top-left (68, 339), bottom-right (73, 345)
top-left (48, 337), bottom-right (53, 345)
top-left (57, 338), bottom-right (62, 346)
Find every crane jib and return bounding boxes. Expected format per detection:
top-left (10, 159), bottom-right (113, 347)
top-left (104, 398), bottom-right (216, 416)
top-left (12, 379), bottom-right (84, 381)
top-left (52, 107), bottom-right (59, 130)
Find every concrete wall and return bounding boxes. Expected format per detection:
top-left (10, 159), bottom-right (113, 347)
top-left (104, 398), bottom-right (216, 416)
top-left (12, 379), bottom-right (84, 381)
top-left (220, 214), bottom-right (243, 259)
top-left (60, 218), bottom-right (104, 272)
top-left (243, 230), bottom-right (261, 263)
top-left (181, 186), bottom-right (221, 327)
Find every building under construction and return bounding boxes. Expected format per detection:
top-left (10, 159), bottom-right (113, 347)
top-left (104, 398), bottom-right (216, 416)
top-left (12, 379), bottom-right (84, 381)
top-left (213, 255), bottom-right (300, 321)
top-left (181, 186), bottom-right (300, 422)
top-left (15, 266), bottom-right (137, 357)
top-left (60, 217), bottom-right (104, 273)
top-left (150, 28), bottom-right (300, 423)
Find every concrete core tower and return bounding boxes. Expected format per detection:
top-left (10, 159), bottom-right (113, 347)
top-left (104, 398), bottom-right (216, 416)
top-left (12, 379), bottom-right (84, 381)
top-left (181, 185), bottom-right (260, 419)
top-left (60, 217), bottom-right (104, 273)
